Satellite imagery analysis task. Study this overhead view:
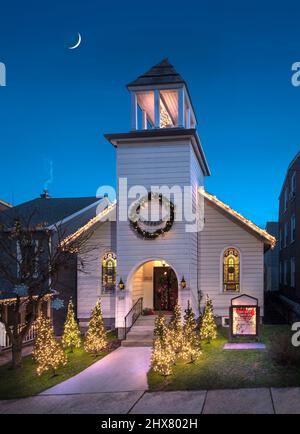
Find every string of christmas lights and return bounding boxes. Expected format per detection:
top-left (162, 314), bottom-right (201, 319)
top-left (200, 295), bottom-right (217, 343)
top-left (84, 299), bottom-right (108, 356)
top-left (151, 314), bottom-right (175, 376)
top-left (32, 313), bottom-right (67, 376)
top-left (182, 301), bottom-right (202, 363)
top-left (169, 301), bottom-right (184, 357)
top-left (61, 299), bottom-right (81, 352)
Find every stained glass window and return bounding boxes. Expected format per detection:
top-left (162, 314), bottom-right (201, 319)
top-left (223, 248), bottom-right (240, 292)
top-left (102, 252), bottom-right (117, 293)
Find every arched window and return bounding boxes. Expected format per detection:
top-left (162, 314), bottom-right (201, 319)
top-left (223, 248), bottom-right (240, 292)
top-left (102, 252), bottom-right (117, 293)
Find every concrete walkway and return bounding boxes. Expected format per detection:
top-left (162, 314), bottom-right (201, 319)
top-left (1, 387), bottom-right (300, 414)
top-left (1, 346), bottom-right (300, 414)
top-left (42, 347), bottom-right (152, 395)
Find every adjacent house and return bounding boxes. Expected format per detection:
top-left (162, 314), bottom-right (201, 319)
top-left (0, 192), bottom-right (110, 347)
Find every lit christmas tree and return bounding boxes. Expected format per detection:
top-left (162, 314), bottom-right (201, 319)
top-left (200, 296), bottom-right (217, 343)
top-left (154, 313), bottom-right (168, 341)
top-left (62, 299), bottom-right (81, 352)
top-left (169, 301), bottom-right (184, 356)
top-left (182, 301), bottom-right (201, 363)
top-left (151, 314), bottom-right (175, 376)
top-left (84, 299), bottom-right (107, 356)
top-left (33, 313), bottom-right (67, 376)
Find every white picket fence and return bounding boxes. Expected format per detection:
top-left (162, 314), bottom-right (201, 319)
top-left (0, 322), bottom-right (36, 350)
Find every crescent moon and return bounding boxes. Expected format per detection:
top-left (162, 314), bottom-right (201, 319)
top-left (69, 33), bottom-right (81, 50)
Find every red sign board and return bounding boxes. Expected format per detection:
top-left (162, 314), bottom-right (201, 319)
top-left (229, 295), bottom-right (259, 338)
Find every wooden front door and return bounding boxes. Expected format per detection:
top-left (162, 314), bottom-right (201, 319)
top-left (153, 267), bottom-right (178, 311)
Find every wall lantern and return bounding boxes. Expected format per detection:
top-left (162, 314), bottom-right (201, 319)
top-left (118, 278), bottom-right (125, 291)
top-left (181, 276), bottom-right (187, 289)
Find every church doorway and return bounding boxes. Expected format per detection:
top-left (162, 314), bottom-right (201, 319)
top-left (131, 260), bottom-right (178, 312)
top-left (153, 266), bottom-right (178, 311)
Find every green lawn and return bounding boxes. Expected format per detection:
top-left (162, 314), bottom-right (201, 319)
top-left (148, 325), bottom-right (300, 391)
top-left (0, 331), bottom-right (119, 399)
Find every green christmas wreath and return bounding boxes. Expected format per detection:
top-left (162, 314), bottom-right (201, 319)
top-left (129, 192), bottom-right (175, 240)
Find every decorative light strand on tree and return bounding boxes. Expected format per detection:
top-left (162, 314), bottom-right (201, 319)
top-left (84, 299), bottom-right (107, 356)
top-left (61, 299), bottom-right (81, 352)
top-left (182, 301), bottom-right (201, 363)
top-left (169, 301), bottom-right (184, 357)
top-left (33, 313), bottom-right (67, 376)
top-left (200, 295), bottom-right (217, 343)
top-left (151, 314), bottom-right (175, 376)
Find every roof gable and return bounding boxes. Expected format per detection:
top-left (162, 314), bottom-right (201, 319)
top-left (201, 190), bottom-right (276, 248)
top-left (59, 192), bottom-right (276, 250)
top-left (61, 201), bottom-right (117, 249)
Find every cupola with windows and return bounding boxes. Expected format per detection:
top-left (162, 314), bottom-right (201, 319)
top-left (127, 58), bottom-right (197, 131)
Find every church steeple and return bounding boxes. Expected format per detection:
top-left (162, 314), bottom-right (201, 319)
top-left (127, 59), bottom-right (197, 131)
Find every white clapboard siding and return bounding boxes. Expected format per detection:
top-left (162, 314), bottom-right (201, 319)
top-left (198, 200), bottom-right (264, 317)
top-left (132, 266), bottom-right (144, 301)
top-left (77, 221), bottom-right (116, 321)
top-left (189, 145), bottom-right (204, 313)
top-left (115, 139), bottom-right (205, 326)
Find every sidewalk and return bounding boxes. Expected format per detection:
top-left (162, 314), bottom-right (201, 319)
top-left (1, 387), bottom-right (300, 414)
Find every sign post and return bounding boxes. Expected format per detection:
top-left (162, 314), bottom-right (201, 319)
top-left (229, 294), bottom-right (260, 341)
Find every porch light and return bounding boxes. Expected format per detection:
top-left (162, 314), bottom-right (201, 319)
top-left (118, 278), bottom-right (125, 291)
top-left (181, 276), bottom-right (187, 289)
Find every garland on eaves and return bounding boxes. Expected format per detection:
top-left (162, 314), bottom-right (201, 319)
top-left (129, 192), bottom-right (175, 240)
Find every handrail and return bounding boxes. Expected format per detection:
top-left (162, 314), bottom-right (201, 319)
top-left (124, 297), bottom-right (143, 339)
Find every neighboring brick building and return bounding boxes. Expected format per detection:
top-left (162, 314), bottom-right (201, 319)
top-left (278, 151), bottom-right (300, 321)
top-left (264, 221), bottom-right (279, 292)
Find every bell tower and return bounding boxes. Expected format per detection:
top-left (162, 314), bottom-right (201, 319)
top-left (128, 58), bottom-right (197, 130)
top-left (105, 59), bottom-right (210, 333)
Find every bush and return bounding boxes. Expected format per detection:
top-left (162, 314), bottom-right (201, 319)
top-left (268, 333), bottom-right (300, 366)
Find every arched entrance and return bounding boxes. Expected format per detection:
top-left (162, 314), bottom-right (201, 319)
top-left (130, 260), bottom-right (178, 312)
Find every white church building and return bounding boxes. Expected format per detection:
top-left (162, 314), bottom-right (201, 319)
top-left (63, 59), bottom-right (275, 340)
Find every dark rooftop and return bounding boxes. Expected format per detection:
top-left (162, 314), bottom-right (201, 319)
top-left (0, 196), bottom-right (100, 227)
top-left (127, 58), bottom-right (186, 88)
top-left (0, 199), bottom-right (12, 210)
top-left (288, 150), bottom-right (300, 169)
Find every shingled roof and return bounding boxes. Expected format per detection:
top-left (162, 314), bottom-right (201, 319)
top-left (127, 58), bottom-right (186, 88)
top-left (0, 196), bottom-right (100, 227)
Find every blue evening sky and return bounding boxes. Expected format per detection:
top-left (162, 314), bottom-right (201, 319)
top-left (0, 0), bottom-right (299, 228)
